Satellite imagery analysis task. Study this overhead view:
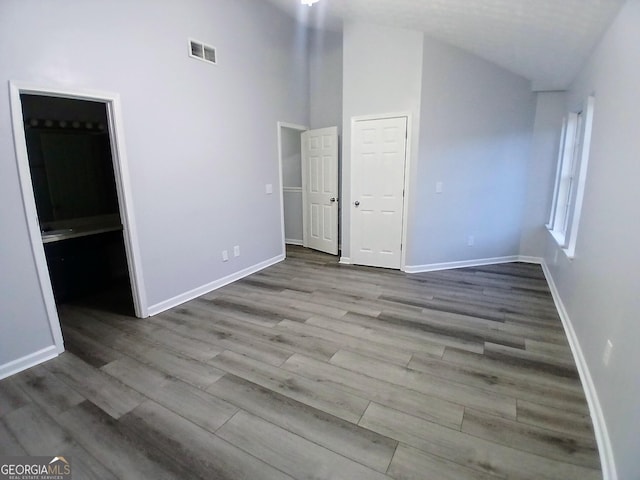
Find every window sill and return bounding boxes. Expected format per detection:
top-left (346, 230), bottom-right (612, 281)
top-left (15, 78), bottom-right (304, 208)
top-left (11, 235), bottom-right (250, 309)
top-left (546, 228), bottom-right (575, 260)
top-left (548, 228), bottom-right (566, 247)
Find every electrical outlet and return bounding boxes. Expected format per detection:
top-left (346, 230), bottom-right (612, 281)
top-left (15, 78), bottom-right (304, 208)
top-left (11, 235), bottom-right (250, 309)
top-left (222, 250), bottom-right (229, 262)
top-left (467, 235), bottom-right (475, 247)
top-left (233, 245), bottom-right (240, 257)
top-left (603, 339), bottom-right (613, 366)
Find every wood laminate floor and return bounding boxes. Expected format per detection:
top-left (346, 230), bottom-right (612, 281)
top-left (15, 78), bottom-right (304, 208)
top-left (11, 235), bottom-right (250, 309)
top-left (0, 246), bottom-right (601, 479)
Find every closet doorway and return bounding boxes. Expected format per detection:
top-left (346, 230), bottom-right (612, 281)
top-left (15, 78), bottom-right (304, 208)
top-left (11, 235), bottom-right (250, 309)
top-left (279, 123), bottom-right (306, 248)
top-left (350, 114), bottom-right (410, 270)
top-left (278, 122), bottom-right (339, 256)
top-left (10, 84), bottom-right (146, 351)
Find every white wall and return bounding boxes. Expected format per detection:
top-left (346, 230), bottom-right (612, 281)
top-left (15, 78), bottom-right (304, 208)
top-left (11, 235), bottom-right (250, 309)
top-left (281, 129), bottom-right (303, 189)
top-left (283, 191), bottom-right (304, 245)
top-left (406, 37), bottom-right (535, 268)
top-left (0, 0), bottom-right (308, 371)
top-left (341, 23), bottom-right (424, 260)
top-left (308, 27), bottom-right (343, 246)
top-left (309, 28), bottom-right (343, 131)
top-left (540, 1), bottom-right (640, 477)
top-left (3, 4), bottom-right (637, 476)
top-left (520, 91), bottom-right (567, 258)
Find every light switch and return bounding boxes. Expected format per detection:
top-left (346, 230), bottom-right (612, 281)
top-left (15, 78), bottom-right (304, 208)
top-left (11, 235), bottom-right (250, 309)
top-left (436, 182), bottom-right (443, 194)
top-left (266, 184), bottom-right (273, 195)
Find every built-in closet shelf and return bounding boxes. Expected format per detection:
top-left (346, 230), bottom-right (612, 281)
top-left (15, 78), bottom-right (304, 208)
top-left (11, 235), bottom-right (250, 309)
top-left (42, 225), bottom-right (122, 244)
top-left (41, 214), bottom-right (122, 244)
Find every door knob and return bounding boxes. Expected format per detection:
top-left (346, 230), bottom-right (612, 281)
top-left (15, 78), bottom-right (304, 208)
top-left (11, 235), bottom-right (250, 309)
top-left (330, 197), bottom-right (337, 203)
top-left (354, 201), bottom-right (360, 207)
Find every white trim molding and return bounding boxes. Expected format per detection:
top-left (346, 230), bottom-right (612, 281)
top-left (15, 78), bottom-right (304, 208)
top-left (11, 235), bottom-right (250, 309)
top-left (541, 261), bottom-right (617, 480)
top-left (344, 254), bottom-right (545, 272)
top-left (9, 83), bottom-right (65, 355)
top-left (404, 256), bottom-right (521, 273)
top-left (147, 254), bottom-right (285, 316)
top-left (285, 239), bottom-right (304, 246)
top-left (517, 255), bottom-right (544, 264)
top-left (0, 346), bottom-right (60, 381)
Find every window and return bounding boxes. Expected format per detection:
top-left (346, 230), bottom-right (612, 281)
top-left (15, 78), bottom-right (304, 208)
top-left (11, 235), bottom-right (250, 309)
top-left (547, 96), bottom-right (595, 258)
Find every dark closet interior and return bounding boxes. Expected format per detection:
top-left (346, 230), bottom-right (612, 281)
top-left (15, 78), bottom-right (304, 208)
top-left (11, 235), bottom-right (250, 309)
top-left (22, 94), bottom-right (133, 314)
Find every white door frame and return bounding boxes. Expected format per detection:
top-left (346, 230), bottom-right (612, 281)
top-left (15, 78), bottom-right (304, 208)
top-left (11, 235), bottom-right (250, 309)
top-left (277, 121), bottom-right (308, 257)
top-left (348, 112), bottom-right (412, 270)
top-left (9, 82), bottom-right (149, 350)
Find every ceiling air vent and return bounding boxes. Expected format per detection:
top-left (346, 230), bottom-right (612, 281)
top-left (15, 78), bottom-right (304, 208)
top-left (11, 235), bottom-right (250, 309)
top-left (189, 39), bottom-right (217, 65)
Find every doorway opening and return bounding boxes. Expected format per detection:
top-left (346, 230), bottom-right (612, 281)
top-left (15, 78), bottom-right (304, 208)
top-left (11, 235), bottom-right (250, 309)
top-left (277, 122), bottom-right (340, 257)
top-left (21, 93), bottom-right (134, 315)
top-left (10, 83), bottom-right (147, 353)
top-left (278, 122), bottom-right (306, 248)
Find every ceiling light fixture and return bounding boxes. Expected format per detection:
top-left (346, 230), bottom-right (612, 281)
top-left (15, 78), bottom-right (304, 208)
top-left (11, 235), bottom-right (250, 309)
top-left (301, 0), bottom-right (320, 6)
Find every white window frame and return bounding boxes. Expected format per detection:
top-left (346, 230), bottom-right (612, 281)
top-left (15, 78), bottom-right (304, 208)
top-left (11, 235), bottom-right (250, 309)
top-left (547, 96), bottom-right (595, 258)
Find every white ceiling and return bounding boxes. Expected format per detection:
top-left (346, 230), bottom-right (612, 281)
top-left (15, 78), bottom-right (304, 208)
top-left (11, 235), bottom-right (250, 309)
top-left (264, 0), bottom-right (626, 90)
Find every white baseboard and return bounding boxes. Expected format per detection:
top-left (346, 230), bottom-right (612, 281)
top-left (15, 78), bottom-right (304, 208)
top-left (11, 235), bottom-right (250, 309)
top-left (0, 345), bottom-right (61, 380)
top-left (285, 239), bottom-right (304, 246)
top-left (339, 257), bottom-right (352, 265)
top-left (517, 255), bottom-right (544, 264)
top-left (404, 255), bottom-right (520, 273)
top-left (541, 261), bottom-right (617, 480)
top-left (147, 254), bottom-right (285, 316)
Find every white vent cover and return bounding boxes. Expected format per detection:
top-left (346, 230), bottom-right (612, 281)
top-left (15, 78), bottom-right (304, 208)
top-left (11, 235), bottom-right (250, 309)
top-left (189, 39), bottom-right (217, 65)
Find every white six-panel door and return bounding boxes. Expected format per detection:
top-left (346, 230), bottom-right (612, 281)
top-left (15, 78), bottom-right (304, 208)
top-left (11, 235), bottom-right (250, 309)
top-left (301, 127), bottom-right (339, 255)
top-left (351, 117), bottom-right (408, 269)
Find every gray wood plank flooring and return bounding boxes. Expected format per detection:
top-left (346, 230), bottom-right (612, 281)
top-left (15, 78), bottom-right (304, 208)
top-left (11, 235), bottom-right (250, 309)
top-left (0, 246), bottom-right (601, 479)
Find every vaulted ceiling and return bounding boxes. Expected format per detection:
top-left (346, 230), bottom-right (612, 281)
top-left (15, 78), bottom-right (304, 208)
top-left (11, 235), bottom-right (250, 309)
top-left (264, 0), bottom-right (626, 90)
